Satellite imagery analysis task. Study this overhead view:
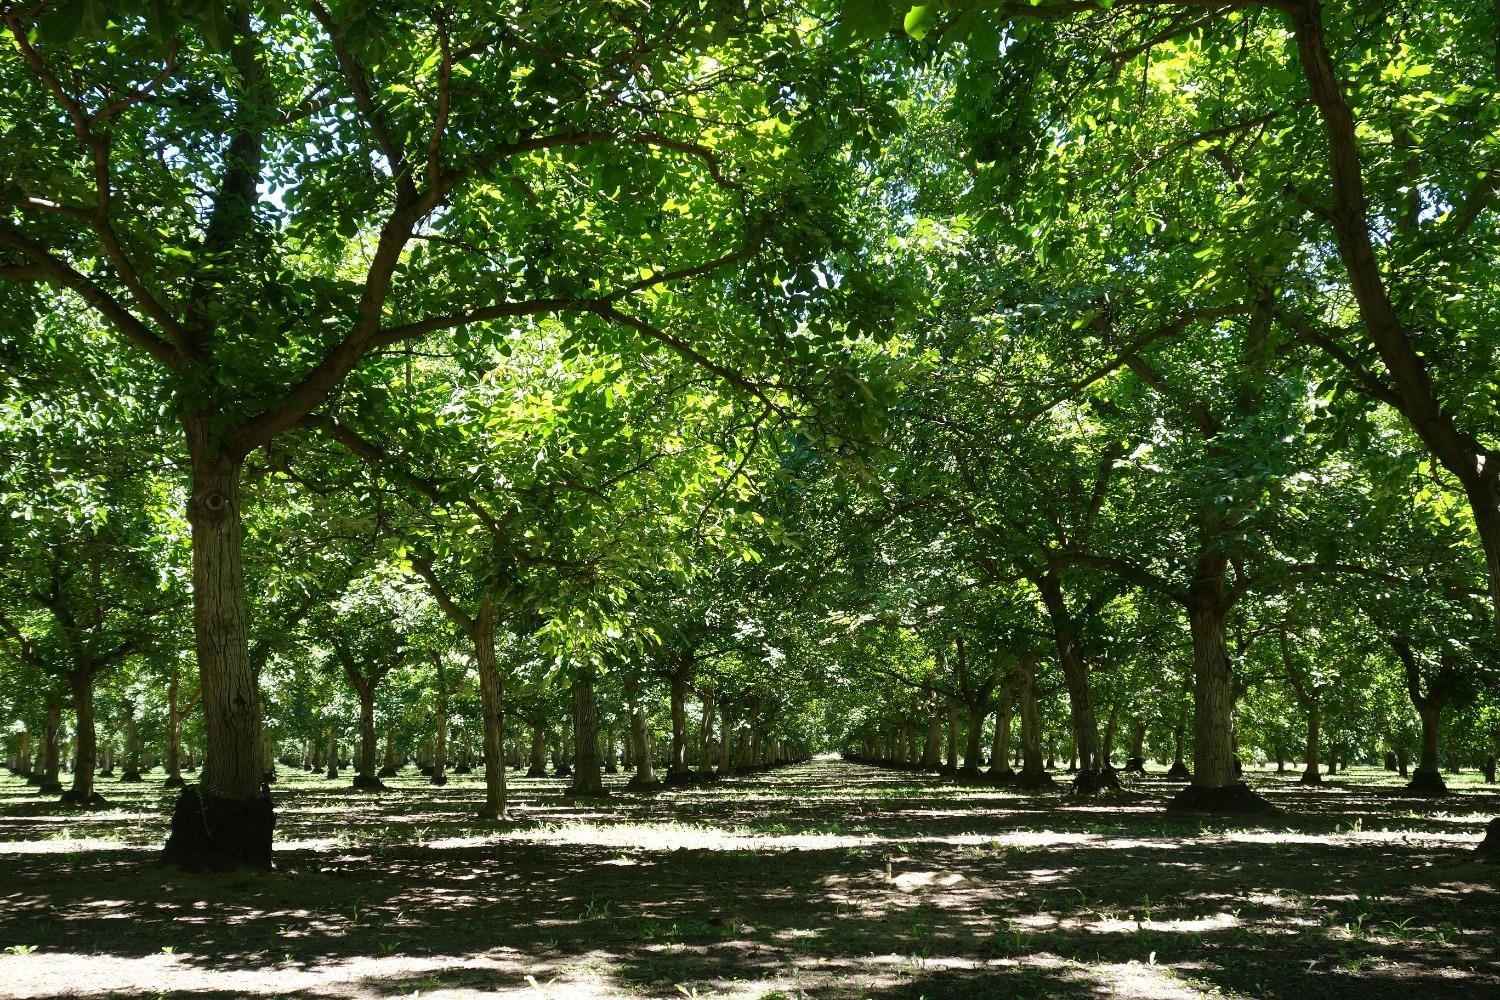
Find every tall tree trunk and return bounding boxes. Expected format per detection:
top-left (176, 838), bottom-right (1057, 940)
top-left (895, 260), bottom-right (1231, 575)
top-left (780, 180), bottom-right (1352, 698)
top-left (668, 669), bottom-right (690, 779)
top-left (64, 668), bottom-right (99, 805)
top-left (718, 700), bottom-right (733, 775)
top-left (698, 692), bottom-right (715, 772)
top-left (165, 446), bottom-right (272, 868)
top-left (1186, 594), bottom-right (1237, 790)
top-left (39, 700), bottom-right (62, 793)
top-left (1100, 701), bottom-right (1120, 770)
top-left (528, 723), bottom-right (548, 777)
top-left (325, 725), bottom-right (339, 779)
top-left (164, 659), bottom-right (184, 788)
top-left (1015, 656), bottom-right (1049, 787)
top-left (355, 689), bottom-right (381, 789)
top-left (473, 595), bottom-right (506, 819)
top-left (624, 673), bottom-right (656, 787)
top-left (1301, 702), bottom-right (1322, 786)
top-left (1414, 705), bottom-right (1447, 792)
top-left (943, 703), bottom-right (959, 774)
top-left (989, 684), bottom-right (1014, 779)
top-left (921, 683), bottom-right (942, 769)
top-left (962, 701), bottom-right (987, 776)
top-left (570, 671), bottom-right (604, 795)
top-left (1036, 573), bottom-right (1103, 774)
top-left (431, 652), bottom-right (448, 787)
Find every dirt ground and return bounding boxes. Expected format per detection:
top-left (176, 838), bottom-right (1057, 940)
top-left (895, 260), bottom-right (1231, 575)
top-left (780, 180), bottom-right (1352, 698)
top-left (1, 758), bottom-right (1497, 999)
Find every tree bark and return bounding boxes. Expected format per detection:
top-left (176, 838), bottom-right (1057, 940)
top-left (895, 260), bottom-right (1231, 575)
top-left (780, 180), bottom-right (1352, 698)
top-left (921, 682), bottom-right (942, 769)
top-left (963, 700), bottom-right (987, 776)
top-left (325, 725), bottom-right (339, 779)
top-left (473, 595), bottom-right (506, 819)
top-left (718, 700), bottom-right (733, 776)
top-left (39, 699), bottom-right (62, 793)
top-left (570, 671), bottom-right (604, 795)
top-left (164, 446), bottom-right (273, 869)
top-left (431, 652), bottom-right (448, 787)
top-left (1036, 573), bottom-right (1103, 773)
top-left (668, 664), bottom-right (690, 779)
top-left (1187, 595), bottom-right (1237, 789)
top-left (624, 673), bottom-right (656, 786)
top-left (64, 668), bottom-right (99, 804)
top-left (1015, 656), bottom-right (1050, 786)
top-left (989, 683), bottom-right (1014, 779)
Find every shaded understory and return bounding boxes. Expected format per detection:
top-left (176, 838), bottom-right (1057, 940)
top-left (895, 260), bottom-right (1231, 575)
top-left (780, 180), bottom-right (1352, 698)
top-left (2, 759), bottom-right (1497, 999)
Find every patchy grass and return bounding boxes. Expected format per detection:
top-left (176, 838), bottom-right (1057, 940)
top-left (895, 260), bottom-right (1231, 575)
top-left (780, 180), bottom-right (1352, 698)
top-left (1, 759), bottom-right (1498, 998)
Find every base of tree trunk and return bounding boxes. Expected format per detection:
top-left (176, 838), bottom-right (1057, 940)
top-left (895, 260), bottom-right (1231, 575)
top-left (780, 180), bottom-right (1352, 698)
top-left (1167, 782), bottom-right (1276, 815)
top-left (1165, 762), bottom-right (1192, 780)
top-left (988, 767), bottom-right (1016, 784)
top-left (377, 765), bottom-right (400, 778)
top-left (1476, 818), bottom-right (1500, 862)
top-left (161, 786), bottom-right (274, 870)
top-left (1406, 769), bottom-right (1448, 796)
top-left (117, 769), bottom-right (143, 783)
top-left (474, 808), bottom-right (508, 821)
top-left (37, 780), bottom-right (62, 795)
top-left (58, 789), bottom-right (107, 807)
top-left (429, 774), bottom-right (448, 786)
top-left (454, 765), bottom-right (472, 775)
top-left (1013, 769), bottom-right (1058, 791)
top-left (1070, 768), bottom-right (1122, 796)
top-left (525, 765), bottom-right (549, 778)
top-left (25, 774), bottom-right (41, 786)
top-left (1124, 757), bottom-right (1146, 775)
top-left (163, 775), bottom-right (185, 789)
top-left (351, 774), bottom-right (386, 792)
top-left (263, 770), bottom-right (277, 784)
top-left (98, 769), bottom-right (114, 777)
top-left (604, 763), bottom-right (619, 775)
top-left (554, 764), bottom-right (573, 777)
top-left (626, 776), bottom-right (664, 792)
top-left (325, 771), bottom-right (339, 780)
top-left (1298, 769), bottom-right (1322, 786)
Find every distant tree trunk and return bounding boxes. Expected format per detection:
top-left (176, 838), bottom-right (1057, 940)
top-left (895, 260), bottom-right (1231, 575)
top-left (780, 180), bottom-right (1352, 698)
top-left (624, 673), bottom-right (656, 787)
top-left (528, 723), bottom-right (548, 777)
top-left (989, 683), bottom-right (1014, 779)
top-left (603, 725), bottom-right (618, 774)
top-left (1015, 656), bottom-right (1049, 786)
top-left (718, 700), bottom-right (733, 776)
top-left (39, 700), bottom-right (63, 793)
top-left (325, 726), bottom-right (339, 779)
top-left (1100, 702), bottom-right (1122, 770)
top-left (698, 691), bottom-right (715, 772)
top-left (164, 659), bottom-right (185, 787)
top-left (570, 671), bottom-right (604, 795)
top-left (921, 683), bottom-right (942, 769)
top-left (472, 596), bottom-right (507, 819)
top-left (668, 664), bottom-right (691, 779)
top-left (943, 703), bottom-right (959, 774)
top-left (64, 667), bottom-right (100, 805)
top-left (1036, 572), bottom-right (1102, 774)
top-left (430, 651), bottom-right (448, 787)
top-left (962, 700), bottom-right (987, 776)
top-left (120, 702), bottom-right (143, 781)
top-left (1301, 703), bottom-right (1322, 786)
top-left (380, 724), bottom-right (399, 777)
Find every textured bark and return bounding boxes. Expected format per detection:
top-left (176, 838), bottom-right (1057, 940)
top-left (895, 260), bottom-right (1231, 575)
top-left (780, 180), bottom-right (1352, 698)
top-left (120, 702), bottom-right (143, 781)
top-left (184, 449), bottom-right (264, 802)
top-left (718, 700), bottom-right (733, 776)
top-left (1301, 704), bottom-right (1323, 786)
top-left (943, 703), bottom-right (959, 774)
top-left (1036, 573), bottom-right (1102, 773)
top-left (325, 726), bottom-right (339, 779)
top-left (39, 700), bottom-right (62, 793)
top-left (528, 723), bottom-right (548, 777)
top-left (921, 683), bottom-right (942, 769)
top-left (989, 683), bottom-right (1014, 779)
top-left (1187, 596), bottom-right (1237, 789)
top-left (473, 596), bottom-right (506, 819)
top-left (963, 701), bottom-right (987, 776)
top-left (1014, 656), bottom-right (1052, 788)
top-left (668, 665), bottom-right (690, 779)
top-left (431, 652), bottom-right (448, 787)
top-left (65, 668), bottom-right (99, 804)
top-left (164, 658), bottom-right (184, 787)
top-left (698, 692), bottom-right (715, 771)
top-left (569, 671), bottom-right (605, 795)
top-left (624, 673), bottom-right (656, 786)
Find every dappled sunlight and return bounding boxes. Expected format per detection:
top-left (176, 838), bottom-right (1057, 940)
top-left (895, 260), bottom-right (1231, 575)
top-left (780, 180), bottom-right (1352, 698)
top-left (1, 760), bottom-right (1497, 999)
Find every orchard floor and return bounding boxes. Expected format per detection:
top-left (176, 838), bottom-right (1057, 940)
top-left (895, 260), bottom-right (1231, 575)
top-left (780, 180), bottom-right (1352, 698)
top-left (1, 759), bottom-right (1497, 1000)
